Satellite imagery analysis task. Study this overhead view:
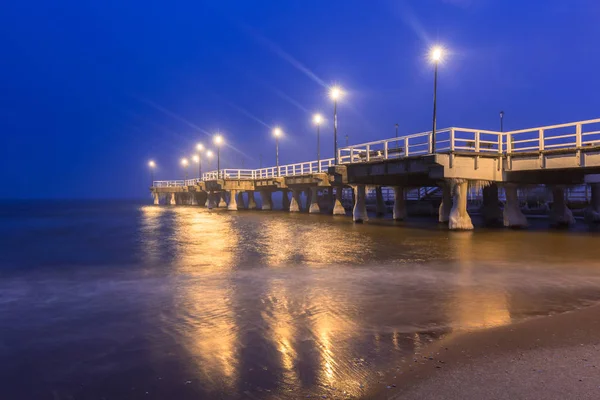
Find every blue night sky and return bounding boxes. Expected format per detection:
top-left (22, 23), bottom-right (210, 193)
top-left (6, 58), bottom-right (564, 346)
top-left (1, 0), bottom-right (599, 199)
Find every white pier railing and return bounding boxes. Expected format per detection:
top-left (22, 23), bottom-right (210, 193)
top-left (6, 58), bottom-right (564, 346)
top-left (506, 118), bottom-right (600, 153)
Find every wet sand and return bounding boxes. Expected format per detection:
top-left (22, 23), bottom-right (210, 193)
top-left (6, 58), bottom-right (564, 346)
top-left (372, 303), bottom-right (600, 399)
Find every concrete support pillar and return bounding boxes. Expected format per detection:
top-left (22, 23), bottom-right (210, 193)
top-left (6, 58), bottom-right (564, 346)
top-left (248, 191), bottom-right (258, 210)
top-left (481, 183), bottom-right (502, 225)
top-left (375, 187), bottom-right (386, 217)
top-left (309, 188), bottom-right (320, 213)
top-left (585, 183), bottom-right (600, 223)
top-left (353, 185), bottom-right (368, 223)
top-left (227, 190), bottom-right (238, 211)
top-left (169, 192), bottom-right (176, 205)
top-left (237, 192), bottom-right (246, 209)
top-left (438, 183), bottom-right (452, 223)
top-left (205, 192), bottom-right (211, 208)
top-left (549, 186), bottom-right (575, 227)
top-left (449, 180), bottom-right (474, 230)
top-left (207, 191), bottom-right (215, 209)
top-left (503, 183), bottom-right (528, 228)
top-left (289, 189), bottom-right (301, 212)
top-left (198, 192), bottom-right (208, 208)
top-left (332, 187), bottom-right (346, 215)
top-left (153, 192), bottom-right (159, 205)
top-left (218, 193), bottom-right (227, 208)
top-left (281, 189), bottom-right (290, 211)
top-left (261, 191), bottom-right (272, 211)
top-left (304, 189), bottom-right (311, 211)
top-left (326, 189), bottom-right (334, 211)
top-left (393, 186), bottom-right (406, 221)
top-left (189, 193), bottom-right (198, 206)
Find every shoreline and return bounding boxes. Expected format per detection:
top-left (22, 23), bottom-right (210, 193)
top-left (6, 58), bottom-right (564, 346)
top-left (365, 303), bottom-right (600, 399)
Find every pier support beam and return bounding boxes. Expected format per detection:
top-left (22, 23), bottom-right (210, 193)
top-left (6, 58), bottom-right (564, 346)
top-left (237, 191), bottom-right (246, 209)
top-left (218, 193), bottom-right (227, 208)
top-left (375, 187), bottom-right (386, 217)
top-left (333, 187), bottom-right (346, 215)
top-left (304, 189), bottom-right (311, 211)
top-left (585, 183), bottom-right (600, 223)
top-left (393, 186), bottom-right (406, 221)
top-left (189, 193), bottom-right (198, 206)
top-left (227, 190), bottom-right (238, 211)
top-left (353, 185), bottom-right (368, 223)
top-left (326, 189), bottom-right (334, 212)
top-left (309, 188), bottom-right (320, 214)
top-left (549, 186), bottom-right (575, 227)
top-left (289, 189), bottom-right (301, 212)
top-left (503, 183), bottom-right (528, 228)
top-left (169, 193), bottom-right (176, 205)
top-left (482, 183), bottom-right (503, 226)
top-left (248, 191), bottom-right (258, 210)
top-left (207, 191), bottom-right (215, 209)
top-left (261, 191), bottom-right (272, 211)
top-left (281, 189), bottom-right (290, 211)
top-left (153, 193), bottom-right (159, 205)
top-left (438, 183), bottom-right (452, 223)
top-left (449, 180), bottom-right (473, 230)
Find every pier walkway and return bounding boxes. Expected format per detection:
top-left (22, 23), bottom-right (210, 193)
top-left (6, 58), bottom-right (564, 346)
top-left (151, 118), bottom-right (600, 230)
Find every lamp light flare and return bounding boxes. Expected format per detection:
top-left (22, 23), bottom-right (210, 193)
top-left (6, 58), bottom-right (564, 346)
top-left (148, 160), bottom-right (155, 168)
top-left (196, 143), bottom-right (204, 151)
top-left (181, 158), bottom-right (188, 166)
top-left (430, 46), bottom-right (444, 62)
top-left (192, 154), bottom-right (200, 163)
top-left (273, 127), bottom-right (282, 137)
top-left (329, 86), bottom-right (342, 100)
top-left (206, 150), bottom-right (214, 158)
top-left (313, 114), bottom-right (323, 125)
top-left (213, 134), bottom-right (223, 145)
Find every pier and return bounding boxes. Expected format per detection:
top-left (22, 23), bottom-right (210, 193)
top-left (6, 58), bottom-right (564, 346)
top-left (151, 118), bottom-right (600, 230)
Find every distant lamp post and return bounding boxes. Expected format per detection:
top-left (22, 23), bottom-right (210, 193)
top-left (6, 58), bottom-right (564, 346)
top-left (313, 114), bottom-right (323, 170)
top-left (148, 160), bottom-right (156, 186)
top-left (430, 46), bottom-right (445, 153)
top-left (272, 127), bottom-right (282, 176)
top-left (206, 150), bottom-right (214, 174)
top-left (329, 86), bottom-right (343, 164)
top-left (500, 111), bottom-right (505, 132)
top-left (213, 134), bottom-right (223, 178)
top-left (192, 154), bottom-right (201, 179)
top-left (181, 158), bottom-right (189, 181)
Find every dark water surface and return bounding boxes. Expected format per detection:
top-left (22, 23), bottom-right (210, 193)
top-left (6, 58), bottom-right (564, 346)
top-left (2, 200), bottom-right (600, 399)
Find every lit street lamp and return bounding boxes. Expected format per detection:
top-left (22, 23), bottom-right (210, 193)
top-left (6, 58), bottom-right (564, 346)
top-left (313, 114), bottom-right (322, 171)
top-left (329, 86), bottom-right (342, 164)
top-left (148, 160), bottom-right (156, 186)
top-left (192, 154), bottom-right (201, 179)
top-left (430, 46), bottom-right (444, 153)
top-left (272, 127), bottom-right (282, 176)
top-left (213, 134), bottom-right (223, 178)
top-left (181, 158), bottom-right (189, 181)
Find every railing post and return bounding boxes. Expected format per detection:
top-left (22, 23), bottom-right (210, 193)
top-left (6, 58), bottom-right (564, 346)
top-left (366, 144), bottom-right (370, 162)
top-left (450, 128), bottom-right (455, 152)
top-left (238, 170), bottom-right (241, 179)
top-left (539, 129), bottom-right (545, 168)
top-left (350, 147), bottom-right (354, 162)
top-left (429, 132), bottom-right (433, 153)
top-left (301, 164), bottom-right (304, 174)
top-left (475, 131), bottom-right (480, 153)
top-left (576, 123), bottom-right (582, 166)
top-left (384, 141), bottom-right (388, 159)
top-left (404, 137), bottom-right (409, 157)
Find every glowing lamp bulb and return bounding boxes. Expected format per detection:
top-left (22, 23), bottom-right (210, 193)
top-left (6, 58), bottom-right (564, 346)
top-left (196, 143), bottom-right (204, 151)
top-left (329, 86), bottom-right (342, 100)
top-left (430, 46), bottom-right (443, 62)
top-left (313, 114), bottom-right (322, 125)
top-left (273, 127), bottom-right (282, 137)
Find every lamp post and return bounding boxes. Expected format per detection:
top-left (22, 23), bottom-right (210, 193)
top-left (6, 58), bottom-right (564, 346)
top-left (148, 160), bottom-right (155, 186)
top-left (196, 143), bottom-right (204, 179)
top-left (213, 134), bottom-right (223, 178)
top-left (500, 111), bottom-right (504, 132)
top-left (206, 150), bottom-right (214, 176)
top-left (313, 114), bottom-right (322, 171)
top-left (272, 127), bottom-right (282, 176)
top-left (329, 86), bottom-right (342, 164)
top-left (430, 46), bottom-right (444, 153)
top-left (192, 154), bottom-right (201, 180)
top-left (181, 158), bottom-right (189, 181)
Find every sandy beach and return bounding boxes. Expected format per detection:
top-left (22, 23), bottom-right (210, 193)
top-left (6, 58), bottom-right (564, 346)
top-left (365, 303), bottom-right (600, 399)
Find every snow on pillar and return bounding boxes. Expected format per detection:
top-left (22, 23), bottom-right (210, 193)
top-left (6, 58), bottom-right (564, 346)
top-left (353, 185), bottom-right (368, 223)
top-left (248, 191), bottom-right (258, 210)
top-left (289, 189), bottom-right (301, 212)
top-left (169, 192), bottom-right (176, 205)
top-left (153, 192), bottom-right (159, 205)
top-left (218, 193), bottom-right (227, 208)
top-left (393, 186), bottom-right (406, 221)
top-left (503, 183), bottom-right (528, 228)
top-left (309, 188), bottom-right (320, 213)
top-left (449, 180), bottom-right (473, 230)
top-left (261, 191), bottom-right (272, 211)
top-left (375, 187), bottom-right (386, 217)
top-left (237, 191), bottom-right (246, 209)
top-left (332, 187), bottom-right (346, 215)
top-left (585, 183), bottom-right (600, 222)
top-left (227, 190), bottom-right (238, 211)
top-left (438, 183), bottom-right (452, 223)
top-left (481, 183), bottom-right (502, 225)
top-left (549, 186), bottom-right (575, 227)
top-left (281, 189), bottom-right (290, 211)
